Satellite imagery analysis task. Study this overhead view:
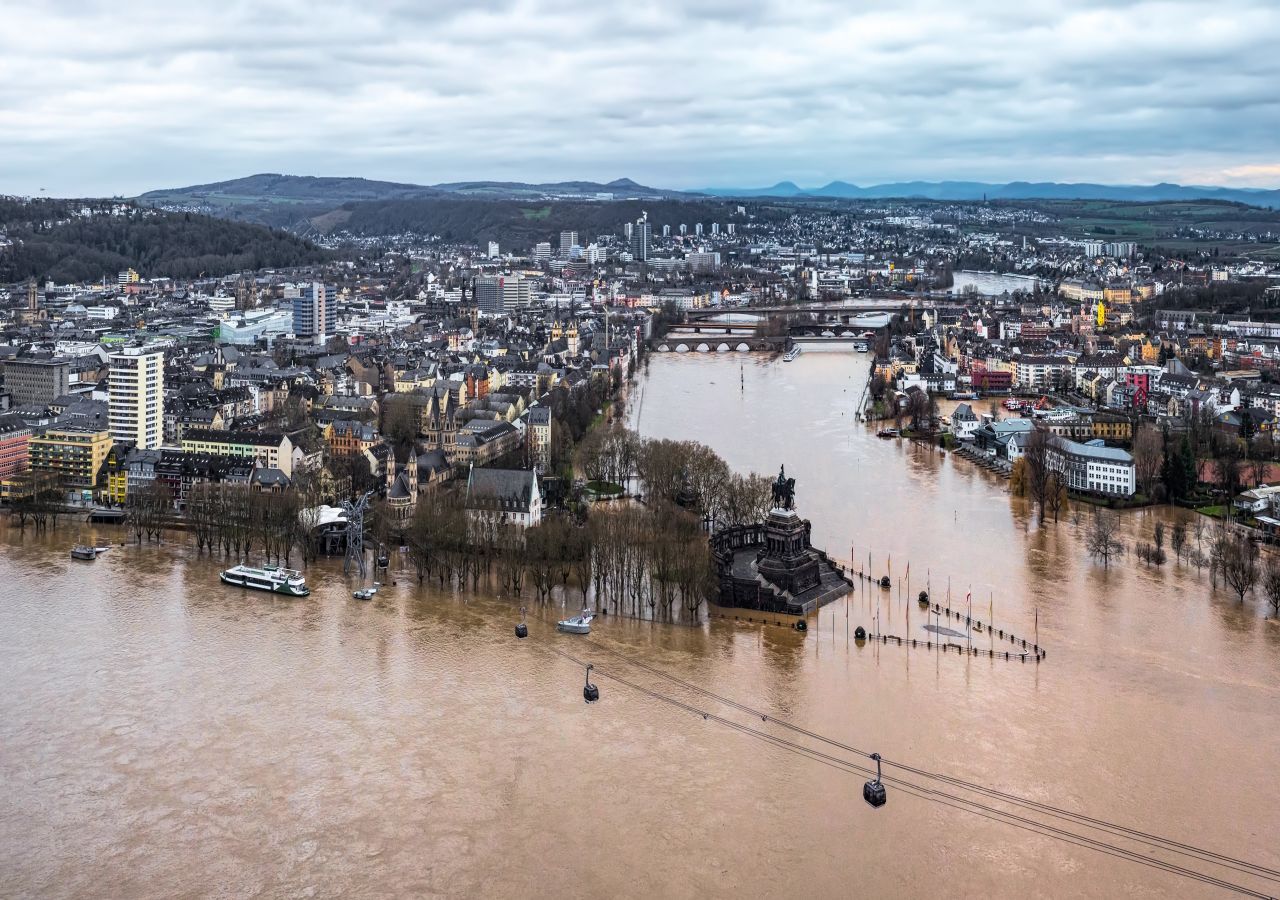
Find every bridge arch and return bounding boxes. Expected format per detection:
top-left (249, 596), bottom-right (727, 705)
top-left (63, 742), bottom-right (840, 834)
top-left (696, 343), bottom-right (710, 353)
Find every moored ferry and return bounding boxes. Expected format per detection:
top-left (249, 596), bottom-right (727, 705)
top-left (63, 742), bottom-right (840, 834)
top-left (219, 564), bottom-right (311, 597)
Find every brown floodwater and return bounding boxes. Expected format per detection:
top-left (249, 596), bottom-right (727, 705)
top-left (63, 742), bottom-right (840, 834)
top-left (2, 350), bottom-right (1278, 898)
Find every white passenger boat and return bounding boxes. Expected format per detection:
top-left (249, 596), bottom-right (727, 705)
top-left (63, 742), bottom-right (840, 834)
top-left (557, 610), bottom-right (595, 634)
top-left (219, 564), bottom-right (310, 597)
top-left (783, 346), bottom-right (802, 362)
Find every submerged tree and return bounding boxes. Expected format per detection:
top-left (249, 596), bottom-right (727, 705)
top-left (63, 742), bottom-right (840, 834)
top-left (1085, 508), bottom-right (1124, 567)
top-left (1263, 554), bottom-right (1280, 618)
top-left (1214, 530), bottom-right (1257, 604)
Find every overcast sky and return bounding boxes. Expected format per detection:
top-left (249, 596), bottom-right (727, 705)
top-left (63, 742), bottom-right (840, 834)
top-left (3, 0), bottom-right (1279, 197)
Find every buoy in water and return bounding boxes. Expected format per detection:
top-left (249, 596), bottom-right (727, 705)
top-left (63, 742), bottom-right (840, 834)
top-left (795, 620), bottom-right (808, 632)
top-left (918, 590), bottom-right (929, 605)
top-left (583, 663), bottom-right (599, 703)
top-left (854, 626), bottom-right (867, 642)
top-left (515, 606), bottom-right (528, 639)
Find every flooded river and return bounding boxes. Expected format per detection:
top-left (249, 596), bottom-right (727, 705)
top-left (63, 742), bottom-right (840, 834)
top-left (3, 351), bottom-right (1279, 898)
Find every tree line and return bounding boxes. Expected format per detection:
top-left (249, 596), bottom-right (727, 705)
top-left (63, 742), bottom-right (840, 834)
top-left (0, 200), bottom-right (326, 283)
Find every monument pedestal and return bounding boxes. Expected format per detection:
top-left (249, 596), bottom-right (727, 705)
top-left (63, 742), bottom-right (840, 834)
top-left (756, 507), bottom-right (820, 596)
top-left (709, 465), bottom-right (853, 617)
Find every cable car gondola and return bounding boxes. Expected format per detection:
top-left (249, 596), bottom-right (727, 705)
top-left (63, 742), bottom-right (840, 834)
top-left (863, 752), bottom-right (887, 808)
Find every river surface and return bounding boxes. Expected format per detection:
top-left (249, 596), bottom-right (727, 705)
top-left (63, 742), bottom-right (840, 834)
top-left (950, 270), bottom-right (1046, 296)
top-left (3, 352), bottom-right (1279, 898)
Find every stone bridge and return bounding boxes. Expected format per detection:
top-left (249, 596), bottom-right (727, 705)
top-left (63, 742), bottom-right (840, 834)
top-left (651, 336), bottom-right (785, 353)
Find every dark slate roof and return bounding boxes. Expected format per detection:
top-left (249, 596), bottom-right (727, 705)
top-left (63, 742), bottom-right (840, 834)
top-left (465, 467), bottom-right (537, 512)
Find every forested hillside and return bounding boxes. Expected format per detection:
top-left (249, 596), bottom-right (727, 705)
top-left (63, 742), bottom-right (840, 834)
top-left (336, 198), bottom-right (763, 247)
top-left (0, 198), bottom-right (327, 283)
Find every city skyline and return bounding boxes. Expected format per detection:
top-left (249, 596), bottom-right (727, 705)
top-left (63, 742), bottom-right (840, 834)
top-left (3, 0), bottom-right (1279, 197)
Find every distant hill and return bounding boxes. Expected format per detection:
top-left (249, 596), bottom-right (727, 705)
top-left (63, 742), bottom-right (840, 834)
top-left (0, 197), bottom-right (327, 284)
top-left (139, 173), bottom-right (443, 206)
top-left (702, 179), bottom-right (1280, 208)
top-left (137, 173), bottom-right (703, 232)
top-left (141, 173), bottom-right (695, 209)
top-left (431, 177), bottom-right (695, 199)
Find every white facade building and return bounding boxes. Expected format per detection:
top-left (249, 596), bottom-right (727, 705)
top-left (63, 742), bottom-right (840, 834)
top-left (1047, 438), bottom-right (1136, 497)
top-left (109, 347), bottom-right (164, 449)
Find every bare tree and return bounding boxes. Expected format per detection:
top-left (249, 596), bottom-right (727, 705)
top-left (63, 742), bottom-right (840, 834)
top-left (1170, 521), bottom-right (1187, 562)
top-left (1263, 554), bottom-right (1280, 618)
top-left (1133, 425), bottom-right (1163, 497)
top-left (1085, 508), bottom-right (1124, 567)
top-left (1212, 435), bottom-right (1244, 502)
top-left (1045, 471), bottom-right (1068, 523)
top-left (1217, 531), bottom-right (1258, 603)
top-left (1022, 426), bottom-right (1057, 522)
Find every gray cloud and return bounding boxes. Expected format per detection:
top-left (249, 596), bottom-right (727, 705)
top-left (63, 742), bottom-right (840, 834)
top-left (1, 0), bottom-right (1277, 195)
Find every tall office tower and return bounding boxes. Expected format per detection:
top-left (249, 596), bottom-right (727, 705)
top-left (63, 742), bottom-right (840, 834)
top-left (727, 223), bottom-right (735, 235)
top-left (109, 347), bottom-right (164, 449)
top-left (534, 242), bottom-right (552, 261)
top-left (662, 224), bottom-right (671, 237)
top-left (694, 223), bottom-right (703, 236)
top-left (474, 274), bottom-right (532, 315)
top-left (624, 222), bottom-right (634, 241)
top-left (711, 222), bottom-right (720, 235)
top-left (629, 211), bottom-right (652, 261)
top-left (559, 231), bottom-right (579, 256)
top-left (679, 224), bottom-right (687, 236)
top-left (291, 281), bottom-right (336, 345)
top-left (488, 241), bottom-right (500, 259)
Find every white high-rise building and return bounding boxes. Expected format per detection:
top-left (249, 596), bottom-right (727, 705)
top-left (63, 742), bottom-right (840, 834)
top-left (534, 242), bottom-right (552, 261)
top-left (488, 241), bottom-right (500, 259)
top-left (727, 223), bottom-right (735, 235)
top-left (109, 347), bottom-right (164, 449)
top-left (711, 222), bottom-right (720, 235)
top-left (679, 224), bottom-right (687, 236)
top-left (559, 231), bottom-right (579, 256)
top-left (662, 224), bottom-right (671, 237)
top-left (694, 223), bottom-right (703, 236)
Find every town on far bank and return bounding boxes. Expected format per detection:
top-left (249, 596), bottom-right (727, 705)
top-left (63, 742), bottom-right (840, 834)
top-left (3, 194), bottom-right (1280, 612)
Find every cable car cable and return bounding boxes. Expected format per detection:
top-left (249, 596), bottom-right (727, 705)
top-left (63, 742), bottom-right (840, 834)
top-left (580, 636), bottom-right (1280, 884)
top-left (546, 642), bottom-right (1276, 898)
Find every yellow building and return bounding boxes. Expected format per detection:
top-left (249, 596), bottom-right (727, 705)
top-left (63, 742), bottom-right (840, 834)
top-left (1091, 414), bottom-right (1133, 442)
top-left (28, 426), bottom-right (112, 492)
top-left (101, 444), bottom-right (130, 505)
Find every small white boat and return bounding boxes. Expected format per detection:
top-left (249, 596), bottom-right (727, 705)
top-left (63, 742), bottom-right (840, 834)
top-left (70, 544), bottom-right (98, 561)
top-left (557, 611), bottom-right (595, 634)
top-left (94, 545), bottom-right (112, 553)
top-left (353, 588), bottom-right (375, 601)
top-left (783, 346), bottom-right (801, 362)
